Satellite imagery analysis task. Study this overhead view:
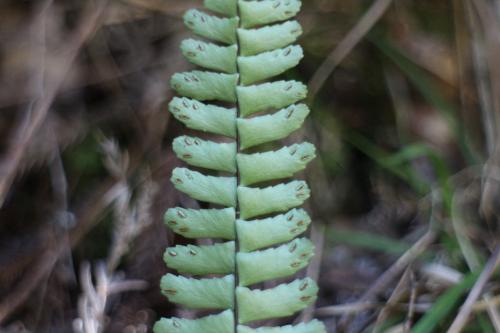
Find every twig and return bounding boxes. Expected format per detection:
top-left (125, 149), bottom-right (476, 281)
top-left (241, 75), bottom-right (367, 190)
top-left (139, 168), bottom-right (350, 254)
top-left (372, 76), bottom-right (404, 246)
top-left (316, 301), bottom-right (433, 317)
top-left (308, 0), bottom-right (394, 103)
top-left (456, 0), bottom-right (495, 155)
top-left (373, 269), bottom-right (411, 332)
top-left (471, 0), bottom-right (500, 126)
top-left (473, 295), bottom-right (500, 311)
top-left (420, 263), bottom-right (463, 285)
top-left (450, 183), bottom-right (482, 270)
top-left (74, 262), bottom-right (149, 333)
top-left (470, 0), bottom-right (500, 233)
top-left (450, 166), bottom-right (500, 330)
top-left (316, 302), bottom-right (384, 316)
top-left (447, 245), bottom-right (500, 333)
top-left (338, 230), bottom-right (436, 329)
top-left (108, 280), bottom-right (149, 294)
top-left (74, 139), bottom-right (157, 332)
top-left (403, 269), bottom-right (416, 332)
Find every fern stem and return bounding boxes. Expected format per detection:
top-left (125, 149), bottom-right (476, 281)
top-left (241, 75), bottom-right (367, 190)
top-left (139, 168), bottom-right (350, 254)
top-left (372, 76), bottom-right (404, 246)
top-left (234, 3), bottom-right (242, 329)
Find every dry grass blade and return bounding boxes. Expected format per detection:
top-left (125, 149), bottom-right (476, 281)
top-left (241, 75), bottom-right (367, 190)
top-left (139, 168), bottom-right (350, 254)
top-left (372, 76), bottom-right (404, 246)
top-left (471, 0), bottom-right (500, 124)
top-left (457, 0), bottom-right (496, 155)
top-left (421, 263), bottom-right (463, 285)
top-left (450, 183), bottom-right (481, 270)
top-left (338, 230), bottom-right (436, 330)
top-left (473, 295), bottom-right (500, 311)
top-left (447, 245), bottom-right (500, 333)
top-left (403, 270), bottom-right (417, 332)
top-left (469, 0), bottom-right (500, 225)
top-left (373, 269), bottom-right (411, 332)
top-left (461, 1), bottom-right (500, 330)
top-left (308, 0), bottom-right (394, 103)
top-left (316, 302), bottom-right (383, 316)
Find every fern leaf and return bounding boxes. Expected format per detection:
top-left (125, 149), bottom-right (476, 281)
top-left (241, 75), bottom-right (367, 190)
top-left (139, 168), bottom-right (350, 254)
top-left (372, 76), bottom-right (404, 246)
top-left (238, 45), bottom-right (303, 85)
top-left (184, 9), bottom-right (238, 44)
top-left (237, 81), bottom-right (307, 117)
top-left (173, 136), bottom-right (237, 173)
top-left (161, 274), bottom-right (235, 309)
top-left (165, 241), bottom-right (236, 275)
top-left (171, 71), bottom-right (238, 102)
top-left (238, 180), bottom-right (310, 219)
top-left (181, 39), bottom-right (238, 73)
top-left (239, 0), bottom-right (302, 28)
top-left (237, 238), bottom-right (314, 286)
top-left (169, 97), bottom-right (237, 138)
top-left (171, 168), bottom-right (237, 207)
top-left (236, 208), bottom-right (311, 252)
top-left (164, 207), bottom-right (236, 239)
top-left (237, 143), bottom-right (316, 185)
top-left (238, 104), bottom-right (310, 149)
top-left (238, 21), bottom-right (302, 56)
top-left (155, 310), bottom-right (235, 333)
top-left (236, 278), bottom-right (318, 323)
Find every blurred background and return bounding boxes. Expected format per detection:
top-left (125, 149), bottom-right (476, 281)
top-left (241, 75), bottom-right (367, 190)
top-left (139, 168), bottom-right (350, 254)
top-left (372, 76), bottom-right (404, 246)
top-left (0, 0), bottom-right (499, 332)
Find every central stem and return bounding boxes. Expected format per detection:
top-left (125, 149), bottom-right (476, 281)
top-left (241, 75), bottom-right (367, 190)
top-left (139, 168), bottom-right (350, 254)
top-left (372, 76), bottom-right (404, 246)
top-left (234, 5), bottom-right (242, 332)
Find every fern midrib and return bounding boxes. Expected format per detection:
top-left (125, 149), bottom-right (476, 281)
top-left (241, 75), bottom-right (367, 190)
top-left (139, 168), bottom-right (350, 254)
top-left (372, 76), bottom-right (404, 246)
top-left (233, 4), bottom-right (242, 330)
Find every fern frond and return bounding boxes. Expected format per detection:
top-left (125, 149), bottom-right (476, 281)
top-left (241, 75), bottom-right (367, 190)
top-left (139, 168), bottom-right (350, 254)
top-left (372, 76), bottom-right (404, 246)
top-left (156, 0), bottom-right (326, 331)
